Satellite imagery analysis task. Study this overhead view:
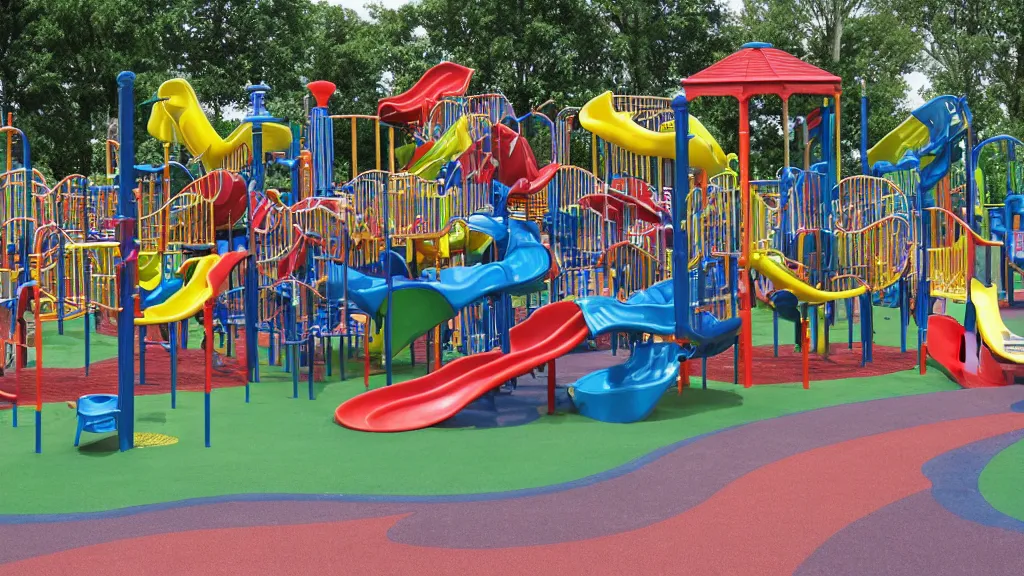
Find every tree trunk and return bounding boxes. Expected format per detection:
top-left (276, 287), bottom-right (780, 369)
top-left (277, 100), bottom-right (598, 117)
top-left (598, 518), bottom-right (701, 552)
top-left (831, 8), bottom-right (843, 62)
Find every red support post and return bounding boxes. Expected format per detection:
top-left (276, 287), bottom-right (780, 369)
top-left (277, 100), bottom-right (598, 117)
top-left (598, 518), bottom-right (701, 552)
top-left (33, 285), bottom-right (42, 412)
top-left (204, 301), bottom-right (214, 395)
top-left (738, 98), bottom-right (754, 389)
top-left (547, 359), bottom-right (556, 415)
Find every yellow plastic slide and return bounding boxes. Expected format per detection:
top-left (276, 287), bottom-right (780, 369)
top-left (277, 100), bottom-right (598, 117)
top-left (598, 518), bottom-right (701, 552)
top-left (147, 79), bottom-right (292, 171)
top-left (137, 251), bottom-right (162, 291)
top-left (750, 251), bottom-right (866, 305)
top-left (408, 116), bottom-right (473, 180)
top-left (970, 278), bottom-right (1024, 363)
top-left (578, 91), bottom-right (730, 176)
top-left (866, 113), bottom-right (932, 170)
top-left (135, 255), bottom-right (220, 326)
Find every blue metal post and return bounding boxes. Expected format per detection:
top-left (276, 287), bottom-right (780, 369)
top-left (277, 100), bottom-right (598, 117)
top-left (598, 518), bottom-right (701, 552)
top-left (19, 135), bottom-right (32, 286)
top-left (115, 71), bottom-right (137, 452)
top-left (383, 180), bottom-right (394, 387)
top-left (138, 325), bottom-right (146, 385)
top-left (169, 322), bottom-right (178, 408)
top-left (83, 187), bottom-right (92, 373)
top-left (965, 125), bottom-right (978, 233)
top-left (964, 121), bottom-right (979, 336)
top-left (242, 84), bottom-right (276, 386)
top-left (772, 309), bottom-right (779, 356)
top-left (307, 333), bottom-right (315, 400)
top-left (899, 279), bottom-right (908, 353)
top-left (670, 92), bottom-right (691, 343)
top-left (56, 227), bottom-right (65, 335)
top-left (860, 78), bottom-right (869, 174)
top-left (307, 84), bottom-right (335, 196)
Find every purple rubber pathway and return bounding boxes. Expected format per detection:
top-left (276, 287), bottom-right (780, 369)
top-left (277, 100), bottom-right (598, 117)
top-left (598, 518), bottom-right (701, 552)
top-left (2, 386), bottom-right (1023, 568)
top-left (796, 493), bottom-right (1024, 575)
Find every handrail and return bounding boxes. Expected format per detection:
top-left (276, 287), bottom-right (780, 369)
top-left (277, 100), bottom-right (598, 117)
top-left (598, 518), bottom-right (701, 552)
top-left (925, 206), bottom-right (1001, 247)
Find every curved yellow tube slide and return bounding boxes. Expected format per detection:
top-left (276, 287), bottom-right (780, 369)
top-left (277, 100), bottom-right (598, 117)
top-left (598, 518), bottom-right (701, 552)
top-left (148, 79), bottom-right (292, 171)
top-left (578, 91), bottom-right (730, 176)
top-left (750, 251), bottom-right (866, 305)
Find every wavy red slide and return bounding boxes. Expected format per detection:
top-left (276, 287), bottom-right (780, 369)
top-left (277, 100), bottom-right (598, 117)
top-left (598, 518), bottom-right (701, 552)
top-left (377, 62), bottom-right (475, 125)
top-left (335, 301), bottom-right (589, 432)
top-left (926, 314), bottom-right (1007, 388)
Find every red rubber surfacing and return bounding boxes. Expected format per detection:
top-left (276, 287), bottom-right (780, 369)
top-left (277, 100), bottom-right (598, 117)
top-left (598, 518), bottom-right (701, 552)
top-left (0, 346), bottom-right (248, 405)
top-left (693, 344), bottom-right (917, 385)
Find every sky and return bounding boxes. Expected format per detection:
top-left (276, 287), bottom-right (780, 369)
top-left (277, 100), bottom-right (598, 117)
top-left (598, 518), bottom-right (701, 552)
top-left (327, 0), bottom-right (928, 106)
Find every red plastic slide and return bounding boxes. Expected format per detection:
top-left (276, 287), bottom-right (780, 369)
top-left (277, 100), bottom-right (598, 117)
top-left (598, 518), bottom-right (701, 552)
top-left (926, 315), bottom-right (1008, 388)
top-left (377, 62), bottom-right (475, 125)
top-left (491, 124), bottom-right (560, 196)
top-left (335, 301), bottom-right (589, 432)
top-left (192, 170), bottom-right (248, 230)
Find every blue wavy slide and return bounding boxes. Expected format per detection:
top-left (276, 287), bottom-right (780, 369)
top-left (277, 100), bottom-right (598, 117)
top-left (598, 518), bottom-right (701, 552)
top-left (568, 341), bottom-right (684, 423)
top-left (567, 279), bottom-right (742, 423)
top-left (327, 215), bottom-right (551, 358)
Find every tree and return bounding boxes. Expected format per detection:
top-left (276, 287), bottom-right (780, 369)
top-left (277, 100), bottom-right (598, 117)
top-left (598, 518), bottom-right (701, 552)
top-left (735, 0), bottom-right (921, 178)
top-left (899, 0), bottom-right (1013, 136)
top-left (594, 0), bottom-right (733, 95)
top-left (0, 0), bottom-right (38, 124)
top-left (413, 0), bottom-right (613, 115)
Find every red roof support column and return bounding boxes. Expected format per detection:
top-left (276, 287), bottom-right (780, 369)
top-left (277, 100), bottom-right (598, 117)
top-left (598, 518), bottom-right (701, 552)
top-left (738, 97), bottom-right (753, 389)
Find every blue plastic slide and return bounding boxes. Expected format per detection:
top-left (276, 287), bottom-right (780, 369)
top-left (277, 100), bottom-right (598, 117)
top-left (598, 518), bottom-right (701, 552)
top-left (141, 276), bottom-right (184, 309)
top-left (328, 216), bottom-right (551, 358)
top-left (576, 279), bottom-right (741, 358)
top-left (568, 341), bottom-right (684, 423)
top-left (568, 279), bottom-right (742, 423)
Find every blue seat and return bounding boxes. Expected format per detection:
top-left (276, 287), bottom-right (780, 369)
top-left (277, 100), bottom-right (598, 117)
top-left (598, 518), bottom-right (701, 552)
top-left (75, 394), bottom-right (120, 447)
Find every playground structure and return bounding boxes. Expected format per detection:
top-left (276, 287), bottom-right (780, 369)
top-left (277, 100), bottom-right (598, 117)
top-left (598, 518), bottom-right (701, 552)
top-left (1, 40), bottom-right (1022, 450)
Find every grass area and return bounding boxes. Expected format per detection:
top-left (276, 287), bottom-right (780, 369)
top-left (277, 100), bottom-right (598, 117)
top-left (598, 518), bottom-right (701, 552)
top-left (0, 303), bottom-right (960, 515)
top-left (0, 361), bottom-right (956, 515)
top-left (33, 316), bottom-right (120, 369)
top-left (979, 438), bottom-right (1024, 522)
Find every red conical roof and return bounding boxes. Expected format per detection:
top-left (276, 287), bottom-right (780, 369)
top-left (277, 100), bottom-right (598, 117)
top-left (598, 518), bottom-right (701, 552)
top-left (682, 43), bottom-right (841, 100)
top-left (307, 81), bottom-right (336, 108)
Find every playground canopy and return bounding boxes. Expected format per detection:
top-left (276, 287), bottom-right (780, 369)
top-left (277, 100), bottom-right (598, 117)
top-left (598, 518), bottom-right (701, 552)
top-left (682, 42), bottom-right (842, 100)
top-left (678, 42), bottom-right (843, 390)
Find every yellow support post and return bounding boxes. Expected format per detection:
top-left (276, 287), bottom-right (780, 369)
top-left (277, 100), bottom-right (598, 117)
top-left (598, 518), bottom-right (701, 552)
top-left (351, 118), bottom-right (358, 180)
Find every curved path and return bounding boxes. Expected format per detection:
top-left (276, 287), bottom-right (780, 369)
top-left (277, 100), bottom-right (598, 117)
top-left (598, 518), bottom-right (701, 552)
top-left (3, 387), bottom-right (1024, 575)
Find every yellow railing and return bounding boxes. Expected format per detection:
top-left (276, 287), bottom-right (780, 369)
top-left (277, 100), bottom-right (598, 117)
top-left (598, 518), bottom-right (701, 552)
top-left (467, 94), bottom-right (517, 127)
top-left (68, 242), bottom-right (121, 312)
top-left (834, 175), bottom-right (910, 227)
top-left (833, 215), bottom-right (913, 293)
top-left (387, 172), bottom-right (452, 240)
top-left (599, 241), bottom-right (664, 299)
top-left (342, 169), bottom-right (388, 240)
top-left (137, 172), bottom-right (217, 251)
top-left (251, 197), bottom-right (293, 285)
top-left (925, 206), bottom-right (1001, 301)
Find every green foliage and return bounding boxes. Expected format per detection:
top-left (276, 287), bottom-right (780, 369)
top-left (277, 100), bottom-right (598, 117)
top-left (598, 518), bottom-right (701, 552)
top-left (0, 0), bottom-right (1019, 185)
top-left (896, 0), bottom-right (1023, 139)
top-left (737, 0), bottom-right (921, 178)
